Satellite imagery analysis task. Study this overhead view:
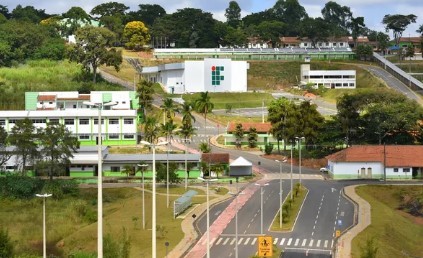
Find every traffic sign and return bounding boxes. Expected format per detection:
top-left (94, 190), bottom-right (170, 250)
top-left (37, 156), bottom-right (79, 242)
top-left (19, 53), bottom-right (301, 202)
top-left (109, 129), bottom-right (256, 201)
top-left (336, 230), bottom-right (341, 237)
top-left (257, 236), bottom-right (273, 257)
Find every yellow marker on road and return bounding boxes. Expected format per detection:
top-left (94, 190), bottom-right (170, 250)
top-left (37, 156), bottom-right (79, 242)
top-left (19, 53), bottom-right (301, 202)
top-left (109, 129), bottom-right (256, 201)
top-left (257, 236), bottom-right (273, 257)
top-left (336, 230), bottom-right (341, 237)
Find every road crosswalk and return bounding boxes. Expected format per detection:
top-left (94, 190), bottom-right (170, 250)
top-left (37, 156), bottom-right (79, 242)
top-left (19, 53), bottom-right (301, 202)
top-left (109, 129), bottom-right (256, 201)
top-left (208, 236), bottom-right (334, 249)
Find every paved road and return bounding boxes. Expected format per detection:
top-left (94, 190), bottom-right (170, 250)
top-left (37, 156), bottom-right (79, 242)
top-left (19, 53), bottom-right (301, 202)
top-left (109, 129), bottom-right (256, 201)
top-left (194, 180), bottom-right (355, 258)
top-left (363, 65), bottom-right (422, 104)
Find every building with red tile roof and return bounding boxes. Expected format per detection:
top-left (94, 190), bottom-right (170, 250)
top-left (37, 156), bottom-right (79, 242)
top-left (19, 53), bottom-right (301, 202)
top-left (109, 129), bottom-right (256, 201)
top-left (325, 145), bottom-right (423, 180)
top-left (225, 122), bottom-right (277, 147)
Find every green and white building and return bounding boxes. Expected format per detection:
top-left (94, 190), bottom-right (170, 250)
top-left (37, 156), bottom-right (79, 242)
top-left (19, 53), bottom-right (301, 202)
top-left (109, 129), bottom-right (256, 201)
top-left (0, 91), bottom-right (139, 146)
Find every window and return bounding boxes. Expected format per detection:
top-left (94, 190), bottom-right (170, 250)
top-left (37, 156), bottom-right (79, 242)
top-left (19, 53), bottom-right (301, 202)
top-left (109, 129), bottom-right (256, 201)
top-left (123, 134), bottom-right (134, 139)
top-left (122, 101), bottom-right (126, 104)
top-left (403, 168), bottom-right (410, 173)
top-left (0, 120), bottom-right (5, 125)
top-left (109, 134), bottom-right (119, 139)
top-left (79, 119), bottom-right (89, 125)
top-left (111, 166), bottom-right (120, 172)
top-left (32, 119), bottom-right (46, 124)
top-left (40, 101), bottom-right (44, 104)
top-left (109, 119), bottom-right (119, 125)
top-left (94, 119), bottom-right (104, 125)
top-left (49, 119), bottom-right (59, 124)
top-left (73, 105), bottom-right (77, 108)
top-left (124, 118), bottom-right (133, 125)
top-left (340, 43), bottom-right (344, 46)
top-left (49, 102), bottom-right (53, 105)
top-left (79, 134), bottom-right (90, 140)
top-left (393, 168), bottom-right (399, 172)
top-left (64, 119), bottom-right (74, 125)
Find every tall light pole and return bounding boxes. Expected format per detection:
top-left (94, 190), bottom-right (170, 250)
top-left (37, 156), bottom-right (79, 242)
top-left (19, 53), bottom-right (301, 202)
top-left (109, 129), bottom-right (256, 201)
top-left (140, 140), bottom-right (168, 258)
top-left (178, 138), bottom-right (190, 190)
top-left (230, 177), bottom-right (244, 258)
top-left (36, 193), bottom-right (52, 258)
top-left (255, 183), bottom-right (269, 235)
top-left (295, 137), bottom-right (305, 186)
top-left (290, 141), bottom-right (293, 200)
top-left (198, 177), bottom-right (217, 258)
top-left (137, 164), bottom-right (149, 229)
top-left (275, 159), bottom-right (287, 229)
top-left (83, 101), bottom-right (117, 258)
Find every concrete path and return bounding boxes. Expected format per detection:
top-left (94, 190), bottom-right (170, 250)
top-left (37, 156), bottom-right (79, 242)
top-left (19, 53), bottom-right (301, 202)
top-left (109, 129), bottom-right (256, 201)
top-left (335, 185), bottom-right (371, 258)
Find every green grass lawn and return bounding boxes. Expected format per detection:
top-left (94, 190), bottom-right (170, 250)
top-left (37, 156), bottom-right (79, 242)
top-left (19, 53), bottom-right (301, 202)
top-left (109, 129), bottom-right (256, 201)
top-left (352, 185), bottom-right (423, 258)
top-left (0, 186), bottom-right (212, 257)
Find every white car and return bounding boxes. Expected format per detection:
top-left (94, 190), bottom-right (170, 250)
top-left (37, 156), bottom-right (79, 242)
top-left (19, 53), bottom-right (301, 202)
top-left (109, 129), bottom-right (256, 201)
top-left (320, 167), bottom-right (328, 172)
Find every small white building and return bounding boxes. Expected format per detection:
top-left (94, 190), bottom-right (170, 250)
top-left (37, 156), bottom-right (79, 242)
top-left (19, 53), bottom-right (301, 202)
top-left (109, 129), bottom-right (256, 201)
top-left (300, 64), bottom-right (356, 89)
top-left (141, 58), bottom-right (249, 94)
top-left (326, 145), bottom-right (423, 180)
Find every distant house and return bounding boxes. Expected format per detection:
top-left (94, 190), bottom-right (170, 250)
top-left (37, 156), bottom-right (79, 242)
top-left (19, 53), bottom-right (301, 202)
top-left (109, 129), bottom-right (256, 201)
top-left (300, 64), bottom-right (356, 89)
top-left (224, 122), bottom-right (277, 147)
top-left (247, 37), bottom-right (271, 48)
top-left (325, 145), bottom-right (423, 180)
top-left (300, 36), bottom-right (349, 49)
top-left (280, 37), bottom-right (301, 48)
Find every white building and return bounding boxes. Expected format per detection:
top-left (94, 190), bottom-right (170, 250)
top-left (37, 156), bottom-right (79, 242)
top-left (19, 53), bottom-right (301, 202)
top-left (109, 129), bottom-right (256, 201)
top-left (300, 64), bottom-right (356, 89)
top-left (0, 91), bottom-right (138, 146)
top-left (325, 145), bottom-right (423, 180)
top-left (141, 58), bottom-right (249, 94)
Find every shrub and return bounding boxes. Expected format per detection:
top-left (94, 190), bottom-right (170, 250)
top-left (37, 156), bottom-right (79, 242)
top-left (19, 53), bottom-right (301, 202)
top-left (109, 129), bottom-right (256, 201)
top-left (0, 175), bottom-right (43, 199)
top-left (0, 228), bottom-right (13, 258)
top-left (264, 143), bottom-right (274, 155)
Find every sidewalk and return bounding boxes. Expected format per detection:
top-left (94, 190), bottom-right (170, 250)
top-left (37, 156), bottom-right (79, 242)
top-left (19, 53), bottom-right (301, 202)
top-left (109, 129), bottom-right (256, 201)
top-left (335, 185), bottom-right (371, 258)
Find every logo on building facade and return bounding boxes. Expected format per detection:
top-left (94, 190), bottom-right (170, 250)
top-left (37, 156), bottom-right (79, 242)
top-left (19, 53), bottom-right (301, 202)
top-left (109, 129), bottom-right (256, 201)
top-left (211, 66), bottom-right (225, 86)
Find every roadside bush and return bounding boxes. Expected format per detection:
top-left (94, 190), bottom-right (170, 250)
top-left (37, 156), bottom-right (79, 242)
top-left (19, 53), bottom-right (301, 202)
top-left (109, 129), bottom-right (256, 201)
top-left (264, 143), bottom-right (274, 155)
top-left (104, 227), bottom-right (131, 258)
top-left (0, 228), bottom-right (13, 258)
top-left (0, 176), bottom-right (43, 199)
top-left (42, 179), bottom-right (79, 200)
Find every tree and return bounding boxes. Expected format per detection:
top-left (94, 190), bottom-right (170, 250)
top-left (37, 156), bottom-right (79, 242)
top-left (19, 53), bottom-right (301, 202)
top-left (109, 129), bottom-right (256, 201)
top-left (298, 101), bottom-right (324, 148)
top-left (242, 9), bottom-right (275, 28)
top-left (356, 45), bottom-right (373, 60)
top-left (417, 24), bottom-right (423, 52)
top-left (382, 14), bottom-right (417, 59)
top-left (127, 4), bottom-right (166, 28)
top-left (37, 123), bottom-right (80, 180)
top-left (10, 5), bottom-right (48, 23)
top-left (160, 120), bottom-right (177, 143)
top-left (0, 123), bottom-right (11, 168)
top-left (194, 92), bottom-right (214, 137)
top-left (321, 1), bottom-right (352, 36)
top-left (180, 102), bottom-right (196, 127)
top-left (272, 0), bottom-right (308, 36)
top-left (121, 165), bottom-right (136, 178)
top-left (220, 26), bottom-right (248, 48)
top-left (350, 17), bottom-right (366, 47)
top-left (136, 79), bottom-right (155, 122)
top-left (225, 1), bottom-right (241, 28)
top-left (123, 21), bottom-right (150, 50)
top-left (90, 2), bottom-right (129, 18)
top-left (405, 44), bottom-right (415, 59)
top-left (256, 21), bottom-right (287, 48)
top-left (8, 118), bottom-right (39, 175)
top-left (143, 116), bottom-right (160, 144)
top-left (67, 26), bottom-right (122, 83)
top-left (178, 123), bottom-right (196, 141)
top-left (233, 123), bottom-right (244, 148)
top-left (248, 127), bottom-right (258, 148)
top-left (156, 162), bottom-right (181, 184)
top-left (61, 6), bottom-right (92, 37)
top-left (0, 5), bottom-right (10, 19)
top-left (160, 98), bottom-right (179, 123)
top-left (299, 17), bottom-right (330, 48)
top-left (268, 97), bottom-right (297, 152)
top-left (199, 142), bottom-right (211, 153)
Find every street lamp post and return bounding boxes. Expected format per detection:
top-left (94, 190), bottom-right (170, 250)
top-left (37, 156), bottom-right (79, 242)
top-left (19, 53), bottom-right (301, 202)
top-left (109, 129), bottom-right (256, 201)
top-left (137, 164), bottom-right (149, 229)
top-left (198, 177), bottom-right (217, 258)
top-left (83, 101), bottom-right (117, 258)
top-left (36, 193), bottom-right (52, 258)
top-left (295, 137), bottom-right (305, 186)
top-left (141, 140), bottom-right (168, 258)
top-left (275, 159), bottom-right (287, 229)
top-left (229, 177), bottom-right (244, 258)
top-left (255, 183), bottom-right (269, 235)
top-left (290, 141), bottom-right (293, 200)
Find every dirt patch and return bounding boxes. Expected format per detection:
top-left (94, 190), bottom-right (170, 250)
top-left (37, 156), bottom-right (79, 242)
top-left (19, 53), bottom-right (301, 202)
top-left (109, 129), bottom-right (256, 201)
top-left (262, 154), bottom-right (327, 169)
top-left (397, 210), bottom-right (423, 225)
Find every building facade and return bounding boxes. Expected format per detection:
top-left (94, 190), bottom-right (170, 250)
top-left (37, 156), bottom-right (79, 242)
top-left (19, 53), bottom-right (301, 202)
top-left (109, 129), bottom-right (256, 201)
top-left (141, 58), bottom-right (249, 94)
top-left (300, 64), bottom-right (356, 89)
top-left (326, 145), bottom-right (423, 180)
top-left (0, 91), bottom-right (139, 146)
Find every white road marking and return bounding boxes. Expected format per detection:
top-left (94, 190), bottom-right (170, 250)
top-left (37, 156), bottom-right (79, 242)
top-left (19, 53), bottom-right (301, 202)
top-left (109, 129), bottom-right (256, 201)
top-left (316, 240), bottom-right (321, 247)
top-left (223, 238), bottom-right (229, 245)
top-left (251, 238), bottom-right (257, 245)
top-left (280, 238), bottom-right (286, 245)
top-left (273, 238), bottom-right (278, 244)
top-left (216, 238), bottom-right (223, 245)
top-left (238, 238), bottom-right (244, 245)
top-left (230, 238), bottom-right (236, 245)
top-left (324, 240), bottom-right (328, 248)
top-left (244, 238), bottom-right (250, 245)
top-left (309, 239), bottom-right (314, 247)
top-left (294, 238), bottom-right (300, 246)
top-left (287, 238), bottom-right (292, 246)
top-left (302, 239), bottom-right (307, 247)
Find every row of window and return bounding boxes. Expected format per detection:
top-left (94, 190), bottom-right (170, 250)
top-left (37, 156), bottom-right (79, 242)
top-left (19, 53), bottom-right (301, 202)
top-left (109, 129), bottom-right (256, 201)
top-left (393, 168), bottom-right (411, 173)
top-left (78, 134), bottom-right (135, 140)
top-left (307, 75), bottom-right (356, 79)
top-left (0, 118), bottom-right (134, 125)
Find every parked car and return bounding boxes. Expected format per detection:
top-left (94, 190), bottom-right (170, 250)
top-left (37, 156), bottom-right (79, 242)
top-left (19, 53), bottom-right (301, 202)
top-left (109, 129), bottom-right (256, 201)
top-left (320, 167), bottom-right (328, 173)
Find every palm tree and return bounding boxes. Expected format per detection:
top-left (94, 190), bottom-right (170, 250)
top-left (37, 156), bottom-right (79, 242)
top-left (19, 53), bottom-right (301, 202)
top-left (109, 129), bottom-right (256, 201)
top-left (160, 98), bottom-right (179, 124)
top-left (160, 120), bottom-right (178, 143)
top-left (136, 79), bottom-right (155, 122)
top-left (122, 165), bottom-right (136, 179)
top-left (180, 102), bottom-right (196, 126)
top-left (194, 91), bottom-right (214, 136)
top-left (178, 123), bottom-right (196, 141)
top-left (143, 116), bottom-right (160, 143)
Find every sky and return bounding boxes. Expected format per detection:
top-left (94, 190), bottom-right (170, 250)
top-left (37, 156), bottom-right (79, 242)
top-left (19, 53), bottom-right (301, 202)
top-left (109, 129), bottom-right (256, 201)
top-left (2, 0), bottom-right (423, 37)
